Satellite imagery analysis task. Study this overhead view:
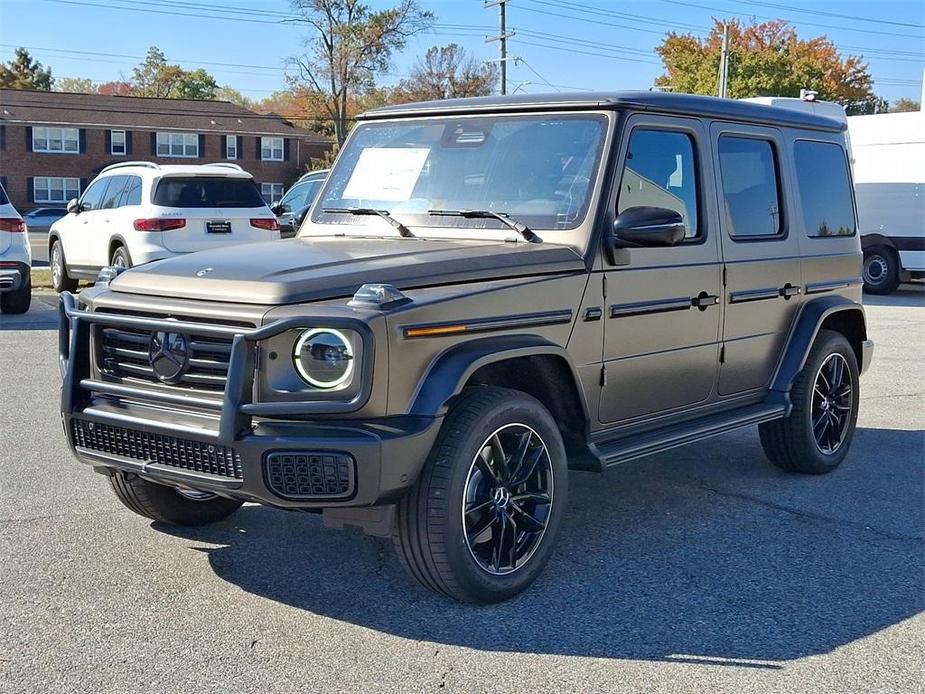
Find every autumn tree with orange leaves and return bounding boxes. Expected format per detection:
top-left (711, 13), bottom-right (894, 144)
top-left (656, 19), bottom-right (886, 114)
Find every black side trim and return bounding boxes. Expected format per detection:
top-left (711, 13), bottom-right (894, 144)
top-left (402, 309), bottom-right (573, 339)
top-left (610, 296), bottom-right (691, 318)
top-left (891, 236), bottom-right (925, 252)
top-left (729, 287), bottom-right (780, 303)
top-left (804, 277), bottom-right (863, 295)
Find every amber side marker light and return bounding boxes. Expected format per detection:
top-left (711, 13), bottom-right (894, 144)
top-left (404, 324), bottom-right (469, 338)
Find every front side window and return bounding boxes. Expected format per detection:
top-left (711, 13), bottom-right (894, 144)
top-left (314, 114), bottom-right (607, 232)
top-left (156, 132), bottom-right (199, 158)
top-left (261, 182), bottom-right (284, 204)
top-left (718, 136), bottom-right (783, 237)
top-left (225, 135), bottom-right (238, 159)
top-left (617, 129), bottom-right (699, 238)
top-left (111, 130), bottom-right (126, 155)
top-left (794, 141), bottom-right (856, 237)
top-left (35, 176), bottom-right (81, 203)
top-left (32, 126), bottom-right (79, 153)
top-left (153, 177), bottom-right (266, 208)
top-left (261, 137), bottom-right (284, 161)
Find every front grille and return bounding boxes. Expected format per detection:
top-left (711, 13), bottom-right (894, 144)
top-left (72, 420), bottom-right (243, 479)
top-left (97, 325), bottom-right (234, 393)
top-left (265, 452), bottom-right (355, 500)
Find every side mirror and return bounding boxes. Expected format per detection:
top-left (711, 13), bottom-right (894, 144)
top-left (66, 198), bottom-right (80, 214)
top-left (270, 204), bottom-right (283, 216)
top-left (613, 206), bottom-right (686, 247)
top-left (292, 204), bottom-right (311, 230)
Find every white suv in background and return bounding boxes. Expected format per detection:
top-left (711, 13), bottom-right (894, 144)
top-left (0, 180), bottom-right (32, 314)
top-left (48, 162), bottom-right (280, 293)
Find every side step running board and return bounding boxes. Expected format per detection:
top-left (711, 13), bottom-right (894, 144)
top-left (589, 403), bottom-right (788, 468)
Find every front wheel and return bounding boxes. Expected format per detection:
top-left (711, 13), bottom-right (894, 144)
top-left (759, 329), bottom-right (860, 474)
top-left (109, 472), bottom-right (243, 525)
top-left (394, 387), bottom-right (568, 603)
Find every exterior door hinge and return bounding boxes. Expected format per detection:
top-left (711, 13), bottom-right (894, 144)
top-left (600, 364), bottom-right (608, 387)
top-left (722, 266), bottom-right (727, 286)
top-left (602, 273), bottom-right (607, 299)
top-left (719, 344), bottom-right (726, 364)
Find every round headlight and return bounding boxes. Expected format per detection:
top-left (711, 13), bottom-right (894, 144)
top-left (293, 328), bottom-right (355, 389)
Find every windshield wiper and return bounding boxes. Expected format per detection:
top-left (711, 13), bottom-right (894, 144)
top-left (427, 209), bottom-right (540, 243)
top-left (322, 207), bottom-right (414, 238)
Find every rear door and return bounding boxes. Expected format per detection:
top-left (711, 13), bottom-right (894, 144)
top-left (712, 123), bottom-right (803, 395)
top-left (153, 176), bottom-right (276, 253)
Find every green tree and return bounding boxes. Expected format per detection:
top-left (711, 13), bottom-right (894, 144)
top-left (0, 48), bottom-right (53, 90)
top-left (174, 68), bottom-right (218, 100)
top-left (392, 43), bottom-right (497, 103)
top-left (656, 19), bottom-right (885, 115)
top-left (288, 0), bottom-right (434, 145)
top-left (130, 46), bottom-right (217, 100)
top-left (55, 76), bottom-right (95, 93)
top-left (889, 98), bottom-right (920, 113)
top-left (215, 85), bottom-right (254, 109)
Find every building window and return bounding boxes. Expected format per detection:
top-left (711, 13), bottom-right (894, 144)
top-left (156, 132), bottom-right (199, 158)
top-left (34, 177), bottom-right (80, 203)
top-left (225, 135), bottom-right (238, 160)
top-left (261, 137), bottom-right (284, 161)
top-left (111, 130), bottom-right (127, 155)
top-left (33, 126), bottom-right (79, 153)
top-left (261, 182), bottom-right (284, 204)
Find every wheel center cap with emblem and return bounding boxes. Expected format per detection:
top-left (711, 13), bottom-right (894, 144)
top-left (148, 331), bottom-right (190, 383)
top-left (493, 486), bottom-right (511, 510)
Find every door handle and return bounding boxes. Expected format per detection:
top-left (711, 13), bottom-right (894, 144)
top-left (779, 283), bottom-right (801, 299)
top-left (692, 292), bottom-right (720, 310)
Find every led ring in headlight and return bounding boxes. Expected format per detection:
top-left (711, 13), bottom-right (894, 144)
top-left (293, 328), bottom-right (355, 389)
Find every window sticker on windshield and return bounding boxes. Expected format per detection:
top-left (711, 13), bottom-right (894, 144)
top-left (342, 147), bottom-right (430, 202)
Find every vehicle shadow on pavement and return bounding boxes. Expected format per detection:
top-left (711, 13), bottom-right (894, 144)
top-left (157, 426), bottom-right (924, 667)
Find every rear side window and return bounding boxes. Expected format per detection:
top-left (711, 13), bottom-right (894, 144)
top-left (618, 129), bottom-right (699, 238)
top-left (153, 177), bottom-right (266, 208)
top-left (718, 136), bottom-right (782, 237)
top-left (794, 141), bottom-right (855, 237)
top-left (120, 176), bottom-right (143, 207)
top-left (100, 176), bottom-right (127, 209)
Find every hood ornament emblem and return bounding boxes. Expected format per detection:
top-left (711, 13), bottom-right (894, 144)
top-left (196, 267), bottom-right (214, 277)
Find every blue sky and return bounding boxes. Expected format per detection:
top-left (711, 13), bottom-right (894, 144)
top-left (1, 0), bottom-right (922, 104)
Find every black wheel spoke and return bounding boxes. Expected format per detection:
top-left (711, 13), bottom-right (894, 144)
top-left (511, 492), bottom-right (551, 505)
top-left (467, 511), bottom-right (495, 543)
top-left (491, 513), bottom-right (508, 572)
top-left (489, 434), bottom-right (509, 480)
top-left (509, 501), bottom-right (546, 533)
top-left (506, 431), bottom-right (533, 484)
top-left (473, 448), bottom-right (501, 486)
top-left (510, 445), bottom-right (545, 487)
top-left (465, 498), bottom-right (494, 516)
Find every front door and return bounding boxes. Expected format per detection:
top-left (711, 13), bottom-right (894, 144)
top-left (711, 123), bottom-right (804, 395)
top-left (59, 176), bottom-right (111, 268)
top-left (600, 115), bottom-right (723, 424)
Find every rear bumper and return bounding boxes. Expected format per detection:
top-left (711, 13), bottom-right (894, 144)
top-left (58, 292), bottom-right (440, 508)
top-left (0, 263), bottom-right (27, 292)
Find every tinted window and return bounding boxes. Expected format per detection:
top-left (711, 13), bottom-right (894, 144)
top-left (279, 178), bottom-right (323, 213)
top-left (718, 136), bottom-right (782, 237)
top-left (79, 178), bottom-right (110, 211)
top-left (0, 183), bottom-right (8, 205)
top-left (153, 177), bottom-right (266, 208)
top-left (100, 176), bottom-right (127, 209)
top-left (119, 176), bottom-right (143, 207)
top-left (794, 141), bottom-right (855, 237)
top-left (618, 129), bottom-right (699, 238)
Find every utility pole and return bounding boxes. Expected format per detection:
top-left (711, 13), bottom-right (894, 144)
top-left (717, 21), bottom-right (730, 98)
top-left (485, 0), bottom-right (513, 95)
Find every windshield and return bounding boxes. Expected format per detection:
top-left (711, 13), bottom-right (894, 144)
top-left (153, 177), bottom-right (266, 208)
top-left (312, 114), bottom-right (606, 232)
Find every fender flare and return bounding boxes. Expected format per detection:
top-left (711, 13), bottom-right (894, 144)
top-left (408, 334), bottom-right (590, 419)
top-left (770, 296), bottom-right (867, 393)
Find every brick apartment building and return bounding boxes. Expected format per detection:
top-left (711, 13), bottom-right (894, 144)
top-left (0, 88), bottom-right (330, 211)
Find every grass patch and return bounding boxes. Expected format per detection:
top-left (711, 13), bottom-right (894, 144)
top-left (32, 268), bottom-right (53, 289)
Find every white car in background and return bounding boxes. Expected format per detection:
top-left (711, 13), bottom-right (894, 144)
top-left (48, 161), bottom-right (280, 293)
top-left (0, 180), bottom-right (32, 314)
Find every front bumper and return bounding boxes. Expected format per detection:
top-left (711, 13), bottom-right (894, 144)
top-left (58, 292), bottom-right (440, 508)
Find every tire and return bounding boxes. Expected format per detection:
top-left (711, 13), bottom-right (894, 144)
top-left (110, 245), bottom-right (132, 270)
top-left (108, 471), bottom-right (243, 526)
top-left (759, 329), bottom-right (860, 474)
top-left (862, 246), bottom-right (900, 295)
top-left (50, 239), bottom-right (78, 293)
top-left (0, 273), bottom-right (31, 314)
top-left (393, 387), bottom-right (568, 603)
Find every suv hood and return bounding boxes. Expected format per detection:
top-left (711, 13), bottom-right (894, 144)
top-left (109, 237), bottom-right (586, 305)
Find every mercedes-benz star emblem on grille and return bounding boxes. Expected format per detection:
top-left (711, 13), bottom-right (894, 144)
top-left (148, 331), bottom-right (190, 383)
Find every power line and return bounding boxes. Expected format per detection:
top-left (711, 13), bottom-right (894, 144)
top-left (733, 0), bottom-right (925, 30)
top-left (509, 39), bottom-right (661, 66)
top-left (527, 0), bottom-right (709, 33)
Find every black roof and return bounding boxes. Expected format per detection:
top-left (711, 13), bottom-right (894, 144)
top-left (361, 90), bottom-right (846, 132)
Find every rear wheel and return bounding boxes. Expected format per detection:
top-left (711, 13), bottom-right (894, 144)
top-left (0, 273), bottom-right (31, 314)
top-left (110, 245), bottom-right (132, 270)
top-left (50, 240), bottom-right (78, 293)
top-left (759, 330), bottom-right (859, 474)
top-left (108, 472), bottom-right (243, 525)
top-left (862, 246), bottom-right (900, 295)
top-left (394, 387), bottom-right (568, 603)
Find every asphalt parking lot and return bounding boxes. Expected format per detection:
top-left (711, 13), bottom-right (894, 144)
top-left (1, 287), bottom-right (922, 694)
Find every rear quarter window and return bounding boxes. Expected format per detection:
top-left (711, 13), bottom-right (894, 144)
top-left (793, 141), bottom-right (856, 237)
top-left (153, 177), bottom-right (266, 208)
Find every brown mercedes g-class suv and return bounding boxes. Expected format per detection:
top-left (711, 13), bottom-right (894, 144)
top-left (59, 91), bottom-right (872, 603)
